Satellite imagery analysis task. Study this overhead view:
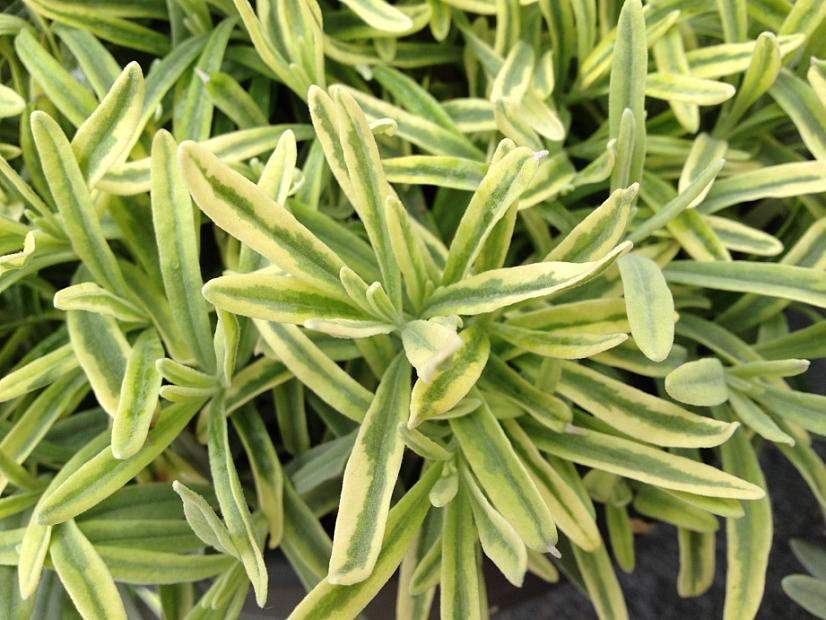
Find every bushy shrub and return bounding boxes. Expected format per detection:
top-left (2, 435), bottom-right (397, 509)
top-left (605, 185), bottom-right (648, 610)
top-left (0, 0), bottom-right (825, 618)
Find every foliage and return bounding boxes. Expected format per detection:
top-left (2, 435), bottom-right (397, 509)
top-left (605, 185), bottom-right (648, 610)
top-left (784, 539), bottom-right (826, 619)
top-left (0, 0), bottom-right (825, 618)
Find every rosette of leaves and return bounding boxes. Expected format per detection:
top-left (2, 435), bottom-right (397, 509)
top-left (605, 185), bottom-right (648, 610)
top-left (0, 0), bottom-right (825, 619)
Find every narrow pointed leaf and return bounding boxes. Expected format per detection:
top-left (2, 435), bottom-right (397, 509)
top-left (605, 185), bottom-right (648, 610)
top-left (328, 354), bottom-right (410, 585)
top-left (207, 397), bottom-right (268, 606)
top-left (529, 422), bottom-right (764, 499)
top-left (461, 462), bottom-right (527, 587)
top-left (664, 261), bottom-right (826, 308)
top-left (179, 141), bottom-right (346, 294)
top-left (558, 362), bottom-right (736, 448)
top-left (451, 403), bottom-right (557, 551)
top-left (31, 112), bottom-right (128, 296)
top-left (72, 61), bottom-right (143, 186)
top-left (287, 465), bottom-right (440, 620)
top-left (204, 272), bottom-right (368, 324)
top-left (50, 520), bottom-right (127, 620)
top-left (425, 242), bottom-right (631, 317)
top-left (112, 330), bottom-right (163, 459)
top-left (151, 130), bottom-right (216, 370)
top-left (440, 484), bottom-right (483, 620)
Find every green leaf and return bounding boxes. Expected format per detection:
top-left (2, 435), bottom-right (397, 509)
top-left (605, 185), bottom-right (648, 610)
top-left (385, 196), bottom-right (431, 309)
top-left (460, 461), bottom-right (527, 587)
top-left (442, 145), bottom-right (539, 285)
top-left (809, 57), bottom-right (826, 103)
top-left (0, 84), bottom-right (24, 119)
top-left (494, 323), bottom-right (628, 360)
top-left (204, 71), bottom-right (268, 129)
top-left (0, 343), bottom-right (78, 402)
top-left (717, 219), bottom-right (826, 329)
top-left (572, 541), bottom-right (629, 620)
top-left (399, 424), bottom-right (453, 461)
top-left (0, 372), bottom-right (87, 495)
top-left (754, 321), bottom-right (826, 360)
top-left (451, 402), bottom-right (557, 551)
top-left (503, 420), bottom-right (601, 551)
top-left (481, 355), bottom-right (571, 432)
top-left (231, 407), bottom-right (284, 548)
top-left (716, 31), bottom-right (781, 134)
top-left (699, 162), bottom-right (826, 215)
top-left (639, 171), bottom-right (729, 261)
top-left (179, 140), bottom-right (346, 295)
top-left (36, 399), bottom-right (205, 524)
top-left (618, 252), bottom-right (675, 363)
top-left (716, 409), bottom-right (772, 620)
top-left (558, 362), bottom-right (736, 448)
top-left (255, 320), bottom-right (373, 422)
top-left (173, 17), bottom-right (235, 142)
top-left (751, 385), bottom-right (826, 436)
top-left (151, 130), bottom-right (216, 371)
top-left (372, 64), bottom-right (464, 134)
top-left (203, 271), bottom-right (369, 324)
top-left (328, 354), bottom-right (410, 584)
top-left (425, 242), bottom-right (631, 317)
top-left (50, 519), bottom-right (127, 620)
top-left (172, 481), bottom-right (236, 555)
top-left (528, 421), bottom-right (764, 499)
top-left (704, 216), bottom-right (784, 256)
top-left (410, 532), bottom-right (441, 595)
top-left (686, 35), bottom-right (804, 78)
top-left (727, 389), bottom-right (794, 445)
top-left (791, 539), bottom-right (826, 581)
top-left (664, 260), bottom-right (826, 308)
top-left (645, 73), bottom-right (735, 105)
top-left (608, 0), bottom-right (646, 186)
top-left (97, 546), bottom-right (235, 584)
top-left (72, 61), bottom-right (143, 186)
top-left (207, 396), bottom-right (268, 606)
top-left (770, 70), bottom-right (826, 161)
top-left (67, 310), bottom-right (130, 417)
top-left (778, 0), bottom-right (826, 43)
top-left (112, 330), bottom-right (163, 459)
top-left (677, 528), bottom-right (716, 597)
top-left (330, 87), bottom-right (402, 306)
top-left (338, 87), bottom-right (483, 158)
top-left (14, 29), bottom-right (96, 126)
top-left (287, 465), bottom-right (440, 620)
top-left (440, 484), bottom-right (483, 620)
top-left (17, 432), bottom-right (109, 599)
top-left (606, 504), bottom-right (635, 573)
top-left (52, 22), bottom-right (119, 99)
top-left (782, 576), bottom-right (826, 619)
top-left (340, 0), bottom-right (413, 32)
top-left (382, 155), bottom-right (485, 190)
top-left (31, 111), bottom-right (128, 297)
top-left (490, 40), bottom-right (533, 102)
top-left (401, 318), bottom-right (463, 383)
top-left (633, 485), bottom-right (719, 533)
top-left (54, 283), bottom-right (145, 322)
top-left (665, 358), bottom-right (729, 407)
top-left (652, 26), bottom-right (700, 133)
top-left (545, 184), bottom-right (638, 262)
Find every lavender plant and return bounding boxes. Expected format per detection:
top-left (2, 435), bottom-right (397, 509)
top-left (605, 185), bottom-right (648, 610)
top-left (0, 0), bottom-right (825, 618)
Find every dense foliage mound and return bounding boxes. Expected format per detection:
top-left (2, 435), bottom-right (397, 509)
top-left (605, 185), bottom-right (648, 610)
top-left (0, 0), bottom-right (825, 618)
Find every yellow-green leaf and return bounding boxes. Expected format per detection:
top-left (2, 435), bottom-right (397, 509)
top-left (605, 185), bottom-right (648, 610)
top-left (328, 354), bottom-right (410, 585)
